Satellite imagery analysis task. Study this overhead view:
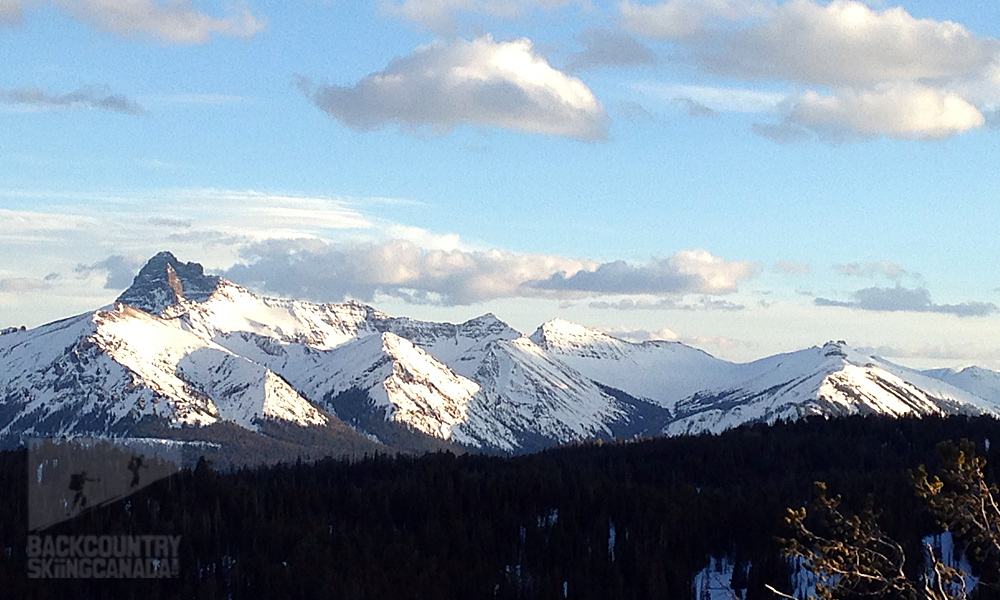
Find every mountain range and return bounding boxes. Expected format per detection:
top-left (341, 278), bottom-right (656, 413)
top-left (2, 251), bottom-right (998, 462)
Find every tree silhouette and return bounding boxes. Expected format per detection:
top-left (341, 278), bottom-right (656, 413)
top-left (773, 440), bottom-right (1000, 600)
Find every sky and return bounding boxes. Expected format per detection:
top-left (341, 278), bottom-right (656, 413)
top-left (2, 0), bottom-right (1000, 369)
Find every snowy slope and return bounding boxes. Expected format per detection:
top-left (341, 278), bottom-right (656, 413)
top-left (6, 251), bottom-right (1000, 457)
top-left (0, 301), bottom-right (328, 446)
top-left (463, 336), bottom-right (633, 451)
top-left (106, 254), bottom-right (636, 451)
top-left (666, 342), bottom-right (999, 435)
top-left (923, 366), bottom-right (1000, 404)
top-left (530, 319), bottom-right (739, 410)
top-left (293, 332), bottom-right (483, 443)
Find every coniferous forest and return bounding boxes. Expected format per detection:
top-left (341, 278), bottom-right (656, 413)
top-left (3, 415), bottom-right (1000, 600)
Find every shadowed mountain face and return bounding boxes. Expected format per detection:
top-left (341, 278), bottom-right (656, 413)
top-left (2, 252), bottom-right (1000, 463)
top-left (116, 251), bottom-right (221, 315)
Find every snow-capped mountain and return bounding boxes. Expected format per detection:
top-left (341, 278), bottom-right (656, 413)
top-left (530, 318), bottom-right (738, 410)
top-left (666, 342), bottom-right (998, 435)
top-left (922, 366), bottom-right (1000, 404)
top-left (2, 251), bottom-right (999, 460)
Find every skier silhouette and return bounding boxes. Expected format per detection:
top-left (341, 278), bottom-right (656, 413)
top-left (127, 455), bottom-right (148, 488)
top-left (69, 471), bottom-right (98, 510)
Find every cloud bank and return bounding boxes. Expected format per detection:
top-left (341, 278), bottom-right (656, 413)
top-left (223, 241), bottom-right (756, 306)
top-left (298, 36), bottom-right (609, 140)
top-left (534, 249), bottom-right (759, 295)
top-left (815, 286), bottom-right (998, 317)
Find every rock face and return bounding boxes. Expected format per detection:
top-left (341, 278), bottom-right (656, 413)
top-left (2, 252), bottom-right (1000, 460)
top-left (115, 251), bottom-right (221, 315)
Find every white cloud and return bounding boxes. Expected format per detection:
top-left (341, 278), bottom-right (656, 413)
top-left (219, 241), bottom-right (758, 306)
top-left (0, 189), bottom-right (372, 267)
top-left (382, 0), bottom-right (586, 32)
top-left (226, 238), bottom-right (599, 305)
top-left (787, 84), bottom-right (985, 140)
top-left (532, 249), bottom-right (760, 295)
top-left (627, 0), bottom-right (1000, 142)
top-left (54, 0), bottom-right (266, 44)
top-left (631, 0), bottom-right (999, 86)
top-left (298, 36), bottom-right (609, 140)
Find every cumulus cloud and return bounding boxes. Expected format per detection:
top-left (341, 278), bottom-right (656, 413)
top-left (628, 0), bottom-right (1000, 141)
top-left (696, 0), bottom-right (998, 86)
top-left (1, 85), bottom-right (146, 115)
top-left (815, 286), bottom-right (998, 317)
top-left (297, 36), bottom-right (609, 140)
top-left (53, 0), bottom-right (265, 44)
top-left (75, 255), bottom-right (144, 290)
top-left (626, 0), bottom-right (998, 86)
top-left (774, 260), bottom-right (810, 275)
top-left (225, 238), bottom-right (598, 305)
top-left (382, 0), bottom-right (586, 32)
top-left (534, 249), bottom-right (759, 295)
top-left (223, 240), bottom-right (756, 306)
top-left (564, 29), bottom-right (656, 72)
top-left (834, 260), bottom-right (906, 280)
top-left (784, 84), bottom-right (985, 141)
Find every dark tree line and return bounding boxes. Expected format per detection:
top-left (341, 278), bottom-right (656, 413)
top-left (2, 415), bottom-right (1000, 599)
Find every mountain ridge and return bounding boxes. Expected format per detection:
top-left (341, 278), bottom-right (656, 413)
top-left (2, 251), bottom-right (998, 460)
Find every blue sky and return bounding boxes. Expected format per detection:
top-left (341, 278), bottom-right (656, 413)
top-left (2, 0), bottom-right (1000, 368)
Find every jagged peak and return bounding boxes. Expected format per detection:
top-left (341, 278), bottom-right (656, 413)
top-left (116, 251), bottom-right (222, 315)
